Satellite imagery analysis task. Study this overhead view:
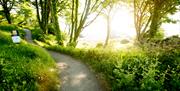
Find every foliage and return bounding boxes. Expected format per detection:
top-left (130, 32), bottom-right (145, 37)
top-left (31, 27), bottom-right (45, 41)
top-left (14, 2), bottom-right (36, 27)
top-left (0, 0), bottom-right (15, 24)
top-left (43, 34), bottom-right (57, 46)
top-left (96, 42), bottom-right (104, 48)
top-left (142, 28), bottom-right (165, 42)
top-left (0, 24), bottom-right (25, 38)
top-left (0, 30), bottom-right (60, 91)
top-left (133, 0), bottom-right (179, 42)
top-left (32, 30), bottom-right (68, 46)
top-left (46, 36), bottom-right (180, 91)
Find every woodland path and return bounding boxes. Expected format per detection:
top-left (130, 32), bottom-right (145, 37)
top-left (49, 51), bottom-right (102, 91)
top-left (24, 29), bottom-right (102, 91)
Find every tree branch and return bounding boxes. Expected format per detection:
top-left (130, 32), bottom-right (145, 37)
top-left (84, 7), bottom-right (103, 28)
top-left (141, 15), bottom-right (152, 34)
top-left (8, 0), bottom-right (15, 11)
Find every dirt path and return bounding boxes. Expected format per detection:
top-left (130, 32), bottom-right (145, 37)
top-left (24, 29), bottom-right (102, 91)
top-left (48, 51), bottom-right (102, 91)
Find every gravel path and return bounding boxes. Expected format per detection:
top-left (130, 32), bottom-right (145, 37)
top-left (48, 51), bottom-right (102, 91)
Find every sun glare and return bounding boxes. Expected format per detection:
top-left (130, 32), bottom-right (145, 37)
top-left (82, 5), bottom-right (135, 39)
top-left (77, 4), bottom-right (180, 48)
top-left (61, 2), bottom-right (179, 49)
top-left (77, 4), bottom-right (135, 48)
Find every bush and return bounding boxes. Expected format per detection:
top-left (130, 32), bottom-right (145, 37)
top-left (96, 42), bottom-right (104, 48)
top-left (0, 24), bottom-right (25, 38)
top-left (0, 25), bottom-right (17, 31)
top-left (0, 31), bottom-right (60, 91)
top-left (31, 27), bottom-right (45, 41)
top-left (46, 37), bottom-right (180, 91)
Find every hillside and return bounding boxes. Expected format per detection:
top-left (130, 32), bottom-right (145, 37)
top-left (0, 30), bottom-right (59, 91)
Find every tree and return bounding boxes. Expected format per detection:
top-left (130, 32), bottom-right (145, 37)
top-left (134, 0), bottom-right (179, 42)
top-left (15, 1), bottom-right (36, 27)
top-left (134, 0), bottom-right (152, 41)
top-left (35, 0), bottom-right (51, 34)
top-left (68, 0), bottom-right (104, 47)
top-left (102, 0), bottom-right (120, 47)
top-left (50, 0), bottom-right (63, 45)
top-left (0, 0), bottom-right (15, 24)
top-left (148, 0), bottom-right (179, 38)
top-left (34, 0), bottom-right (66, 45)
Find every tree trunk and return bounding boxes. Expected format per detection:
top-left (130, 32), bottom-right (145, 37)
top-left (68, 0), bottom-right (101, 47)
top-left (149, 8), bottom-right (160, 38)
top-left (4, 10), bottom-right (11, 24)
top-left (51, 0), bottom-right (63, 45)
top-left (104, 7), bottom-right (112, 48)
top-left (69, 0), bottom-right (90, 47)
top-left (69, 0), bottom-right (75, 45)
top-left (149, 14), bottom-right (159, 38)
top-left (45, 0), bottom-right (51, 34)
top-left (35, 0), bottom-right (50, 34)
top-left (2, 3), bottom-right (12, 24)
top-left (104, 15), bottom-right (110, 47)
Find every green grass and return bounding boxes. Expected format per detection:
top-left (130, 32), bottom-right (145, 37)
top-left (46, 39), bottom-right (180, 91)
top-left (0, 30), bottom-right (60, 91)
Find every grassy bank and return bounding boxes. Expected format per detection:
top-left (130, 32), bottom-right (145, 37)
top-left (0, 30), bottom-right (60, 91)
top-left (46, 38), bottom-right (180, 91)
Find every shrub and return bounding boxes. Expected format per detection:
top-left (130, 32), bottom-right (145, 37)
top-left (120, 39), bottom-right (130, 44)
top-left (0, 24), bottom-right (17, 31)
top-left (31, 27), bottom-right (45, 41)
top-left (96, 42), bottom-right (104, 48)
top-left (0, 24), bottom-right (25, 38)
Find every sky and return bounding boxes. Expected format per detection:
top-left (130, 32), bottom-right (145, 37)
top-left (162, 12), bottom-right (180, 37)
